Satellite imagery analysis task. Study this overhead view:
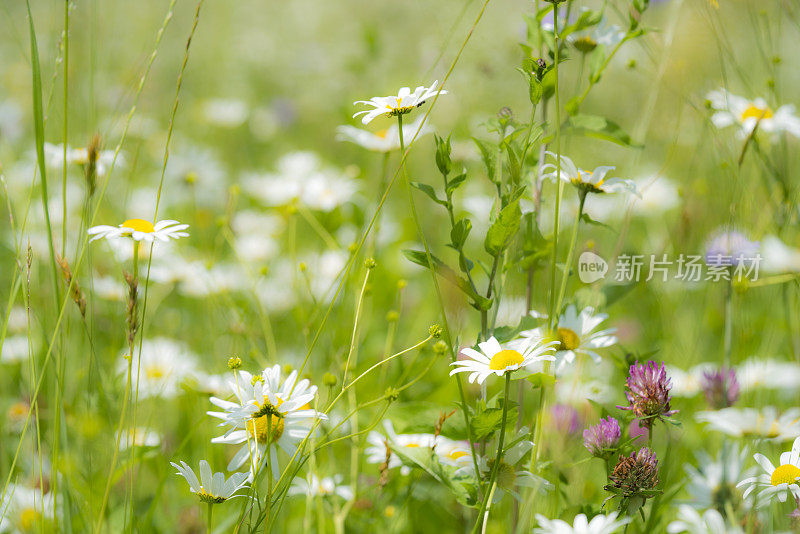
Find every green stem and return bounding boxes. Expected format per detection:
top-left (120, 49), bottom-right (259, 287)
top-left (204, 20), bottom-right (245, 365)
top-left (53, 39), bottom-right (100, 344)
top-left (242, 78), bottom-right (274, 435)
top-left (472, 374), bottom-right (511, 534)
top-left (554, 192), bottom-right (586, 318)
top-left (546, 4), bottom-right (563, 334)
top-left (207, 502), bottom-right (214, 534)
top-left (722, 275), bottom-right (733, 367)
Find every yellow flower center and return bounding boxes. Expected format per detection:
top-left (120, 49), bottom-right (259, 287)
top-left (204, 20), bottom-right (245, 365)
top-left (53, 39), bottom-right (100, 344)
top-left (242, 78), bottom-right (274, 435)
top-left (198, 490), bottom-right (225, 504)
top-left (246, 397), bottom-right (285, 444)
top-left (19, 508), bottom-right (39, 531)
top-left (447, 450), bottom-right (469, 460)
top-left (557, 328), bottom-right (581, 351)
top-left (404, 443), bottom-right (420, 448)
top-left (122, 219), bottom-right (155, 234)
top-left (488, 349), bottom-right (524, 371)
top-left (771, 464), bottom-right (800, 486)
top-left (145, 364), bottom-right (166, 380)
top-left (376, 129), bottom-right (389, 139)
top-left (740, 104), bottom-right (773, 122)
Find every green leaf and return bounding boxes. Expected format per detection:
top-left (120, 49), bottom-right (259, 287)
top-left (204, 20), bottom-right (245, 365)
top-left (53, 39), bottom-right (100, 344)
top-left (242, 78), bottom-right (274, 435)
top-left (526, 372), bottom-right (556, 388)
top-left (450, 218), bottom-right (472, 249)
top-left (411, 181), bottom-right (448, 206)
top-left (446, 172), bottom-right (468, 198)
top-left (471, 406), bottom-right (519, 442)
top-left (402, 249), bottom-right (492, 310)
top-left (484, 200), bottom-right (522, 256)
top-left (580, 212), bottom-right (615, 231)
top-left (472, 138), bottom-right (497, 182)
top-left (566, 114), bottom-right (642, 148)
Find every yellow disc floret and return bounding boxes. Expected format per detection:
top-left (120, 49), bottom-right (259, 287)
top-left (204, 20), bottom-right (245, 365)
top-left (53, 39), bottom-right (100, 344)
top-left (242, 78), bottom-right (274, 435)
top-left (247, 397), bottom-right (285, 444)
top-left (122, 219), bottom-right (156, 234)
top-left (488, 349), bottom-right (524, 371)
top-left (771, 464), bottom-right (800, 486)
top-left (740, 104), bottom-right (773, 122)
top-left (557, 328), bottom-right (581, 351)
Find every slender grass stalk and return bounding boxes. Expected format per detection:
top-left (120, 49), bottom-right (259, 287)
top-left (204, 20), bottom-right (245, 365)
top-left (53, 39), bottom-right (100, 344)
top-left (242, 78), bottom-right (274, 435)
top-left (553, 193), bottom-right (586, 319)
top-left (546, 2), bottom-right (563, 333)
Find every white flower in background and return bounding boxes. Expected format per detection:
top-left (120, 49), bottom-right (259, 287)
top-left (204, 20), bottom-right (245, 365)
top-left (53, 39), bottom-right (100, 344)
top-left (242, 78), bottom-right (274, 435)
top-left (493, 297), bottom-right (528, 328)
top-left (164, 144), bottom-right (228, 207)
top-left (696, 407), bottom-right (800, 441)
top-left (177, 262), bottom-right (247, 297)
top-left (736, 358), bottom-right (800, 392)
top-left (761, 235), bottom-right (800, 273)
top-left (202, 98), bottom-right (249, 128)
top-left (288, 474), bottom-right (353, 500)
top-left (450, 336), bottom-right (557, 385)
top-left (336, 115), bottom-right (432, 152)
top-left (0, 335), bottom-right (34, 364)
top-left (208, 366), bottom-right (326, 471)
top-left (118, 338), bottom-right (200, 399)
top-left (119, 427), bottom-right (162, 450)
top-left (301, 171), bottom-right (358, 212)
top-left (0, 100), bottom-right (23, 143)
top-left (353, 81), bottom-right (447, 124)
top-left (44, 142), bottom-right (121, 178)
top-left (684, 443), bottom-right (754, 511)
top-left (707, 89), bottom-right (800, 138)
top-left (434, 438), bottom-right (474, 470)
top-left (666, 505), bottom-right (743, 534)
top-left (92, 275), bottom-right (127, 301)
top-left (171, 460), bottom-right (249, 503)
top-left (668, 363), bottom-right (715, 398)
top-left (541, 152), bottom-right (638, 196)
top-left (0, 483), bottom-right (55, 532)
top-left (628, 176), bottom-right (680, 216)
top-left (534, 511), bottom-right (630, 534)
top-left (570, 16), bottom-right (626, 52)
top-left (232, 210), bottom-right (285, 263)
top-left (554, 362), bottom-right (615, 405)
top-left (365, 420), bottom-right (438, 476)
top-left (88, 219), bottom-right (189, 243)
top-left (737, 436), bottom-right (800, 507)
top-left (515, 305), bottom-right (617, 374)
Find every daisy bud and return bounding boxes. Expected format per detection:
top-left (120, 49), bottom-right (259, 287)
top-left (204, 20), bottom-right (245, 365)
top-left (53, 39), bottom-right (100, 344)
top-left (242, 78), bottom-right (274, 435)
top-left (429, 324), bottom-right (443, 338)
top-left (617, 360), bottom-right (678, 429)
top-left (397, 279), bottom-right (408, 290)
top-left (251, 374), bottom-right (264, 386)
top-left (227, 356), bottom-right (242, 370)
top-left (434, 134), bottom-right (452, 176)
top-left (386, 310), bottom-right (399, 323)
top-left (701, 367), bottom-right (740, 409)
top-left (299, 262), bottom-right (307, 273)
top-left (384, 387), bottom-right (400, 402)
top-left (323, 372), bottom-right (338, 388)
top-left (583, 416), bottom-right (622, 457)
top-left (365, 257), bottom-right (377, 269)
top-left (433, 340), bottom-right (448, 356)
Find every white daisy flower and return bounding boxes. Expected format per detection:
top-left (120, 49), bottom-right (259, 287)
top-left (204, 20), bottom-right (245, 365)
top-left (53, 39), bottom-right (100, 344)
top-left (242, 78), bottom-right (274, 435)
top-left (737, 436), bottom-right (800, 508)
top-left (0, 483), bottom-right (55, 532)
top-left (288, 474), bottom-right (353, 500)
top-left (541, 152), bottom-right (638, 196)
top-left (119, 338), bottom-right (200, 399)
top-left (434, 437), bottom-right (474, 470)
top-left (87, 218), bottom-right (189, 243)
top-left (365, 420), bottom-right (438, 476)
top-left (119, 427), bottom-right (162, 450)
top-left (516, 305), bottom-right (617, 374)
top-left (761, 235), bottom-right (800, 273)
top-left (736, 358), bottom-right (800, 392)
top-left (92, 274), bottom-right (127, 301)
top-left (534, 511), bottom-right (630, 534)
top-left (353, 81), bottom-right (447, 125)
top-left (450, 336), bottom-right (557, 385)
top-left (201, 98), bottom-right (249, 128)
top-left (336, 115), bottom-right (432, 152)
top-left (171, 460), bottom-right (249, 503)
top-left (707, 89), bottom-right (800, 138)
top-left (208, 366), bottom-right (326, 472)
top-left (666, 505), bottom-right (743, 534)
top-left (44, 142), bottom-right (121, 178)
top-left (696, 407), bottom-right (800, 442)
top-left (0, 335), bottom-right (35, 364)
top-left (683, 443), bottom-right (754, 511)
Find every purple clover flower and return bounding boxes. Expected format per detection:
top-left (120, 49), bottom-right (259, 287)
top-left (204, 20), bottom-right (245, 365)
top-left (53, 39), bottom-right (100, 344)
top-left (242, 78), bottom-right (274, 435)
top-left (551, 404), bottom-right (580, 435)
top-left (607, 447), bottom-right (660, 497)
top-left (617, 361), bottom-right (677, 429)
top-left (701, 367), bottom-right (740, 409)
top-left (583, 416), bottom-right (622, 456)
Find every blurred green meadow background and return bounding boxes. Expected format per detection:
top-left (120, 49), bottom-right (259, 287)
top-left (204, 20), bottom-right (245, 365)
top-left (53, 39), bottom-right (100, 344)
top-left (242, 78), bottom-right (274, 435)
top-left (2, 0), bottom-right (800, 532)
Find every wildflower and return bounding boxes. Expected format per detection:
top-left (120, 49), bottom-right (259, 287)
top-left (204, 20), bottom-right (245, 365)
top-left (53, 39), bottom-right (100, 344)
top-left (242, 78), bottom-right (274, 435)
top-left (0, 483), bottom-right (55, 532)
top-left (701, 367), bottom-right (740, 409)
top-left (550, 404), bottom-right (581, 435)
top-left (736, 358), bottom-right (800, 392)
top-left (449, 335), bottom-right (557, 385)
top-left (516, 305), bottom-right (617, 373)
top-left (583, 416), bottom-right (622, 457)
top-left (707, 89), bottom-right (800, 138)
top-left (353, 81), bottom-right (447, 124)
top-left (87, 219), bottom-right (189, 243)
top-left (605, 448), bottom-right (660, 505)
top-left (684, 443), bottom-right (754, 512)
top-left (666, 505), bottom-right (744, 534)
top-left (119, 427), bottom-right (161, 450)
top-left (171, 460), bottom-right (249, 503)
top-left (336, 115), bottom-right (432, 152)
top-left (695, 407), bottom-right (800, 441)
top-left (365, 420), bottom-right (437, 476)
top-left (208, 365), bottom-right (326, 471)
top-left (704, 229), bottom-right (760, 268)
top-left (44, 141), bottom-right (120, 178)
top-left (737, 436), bottom-right (800, 507)
top-left (288, 474), bottom-right (353, 500)
top-left (534, 512), bottom-right (630, 534)
top-left (541, 152), bottom-right (638, 197)
top-left (118, 338), bottom-right (200, 399)
top-left (617, 361), bottom-right (677, 429)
